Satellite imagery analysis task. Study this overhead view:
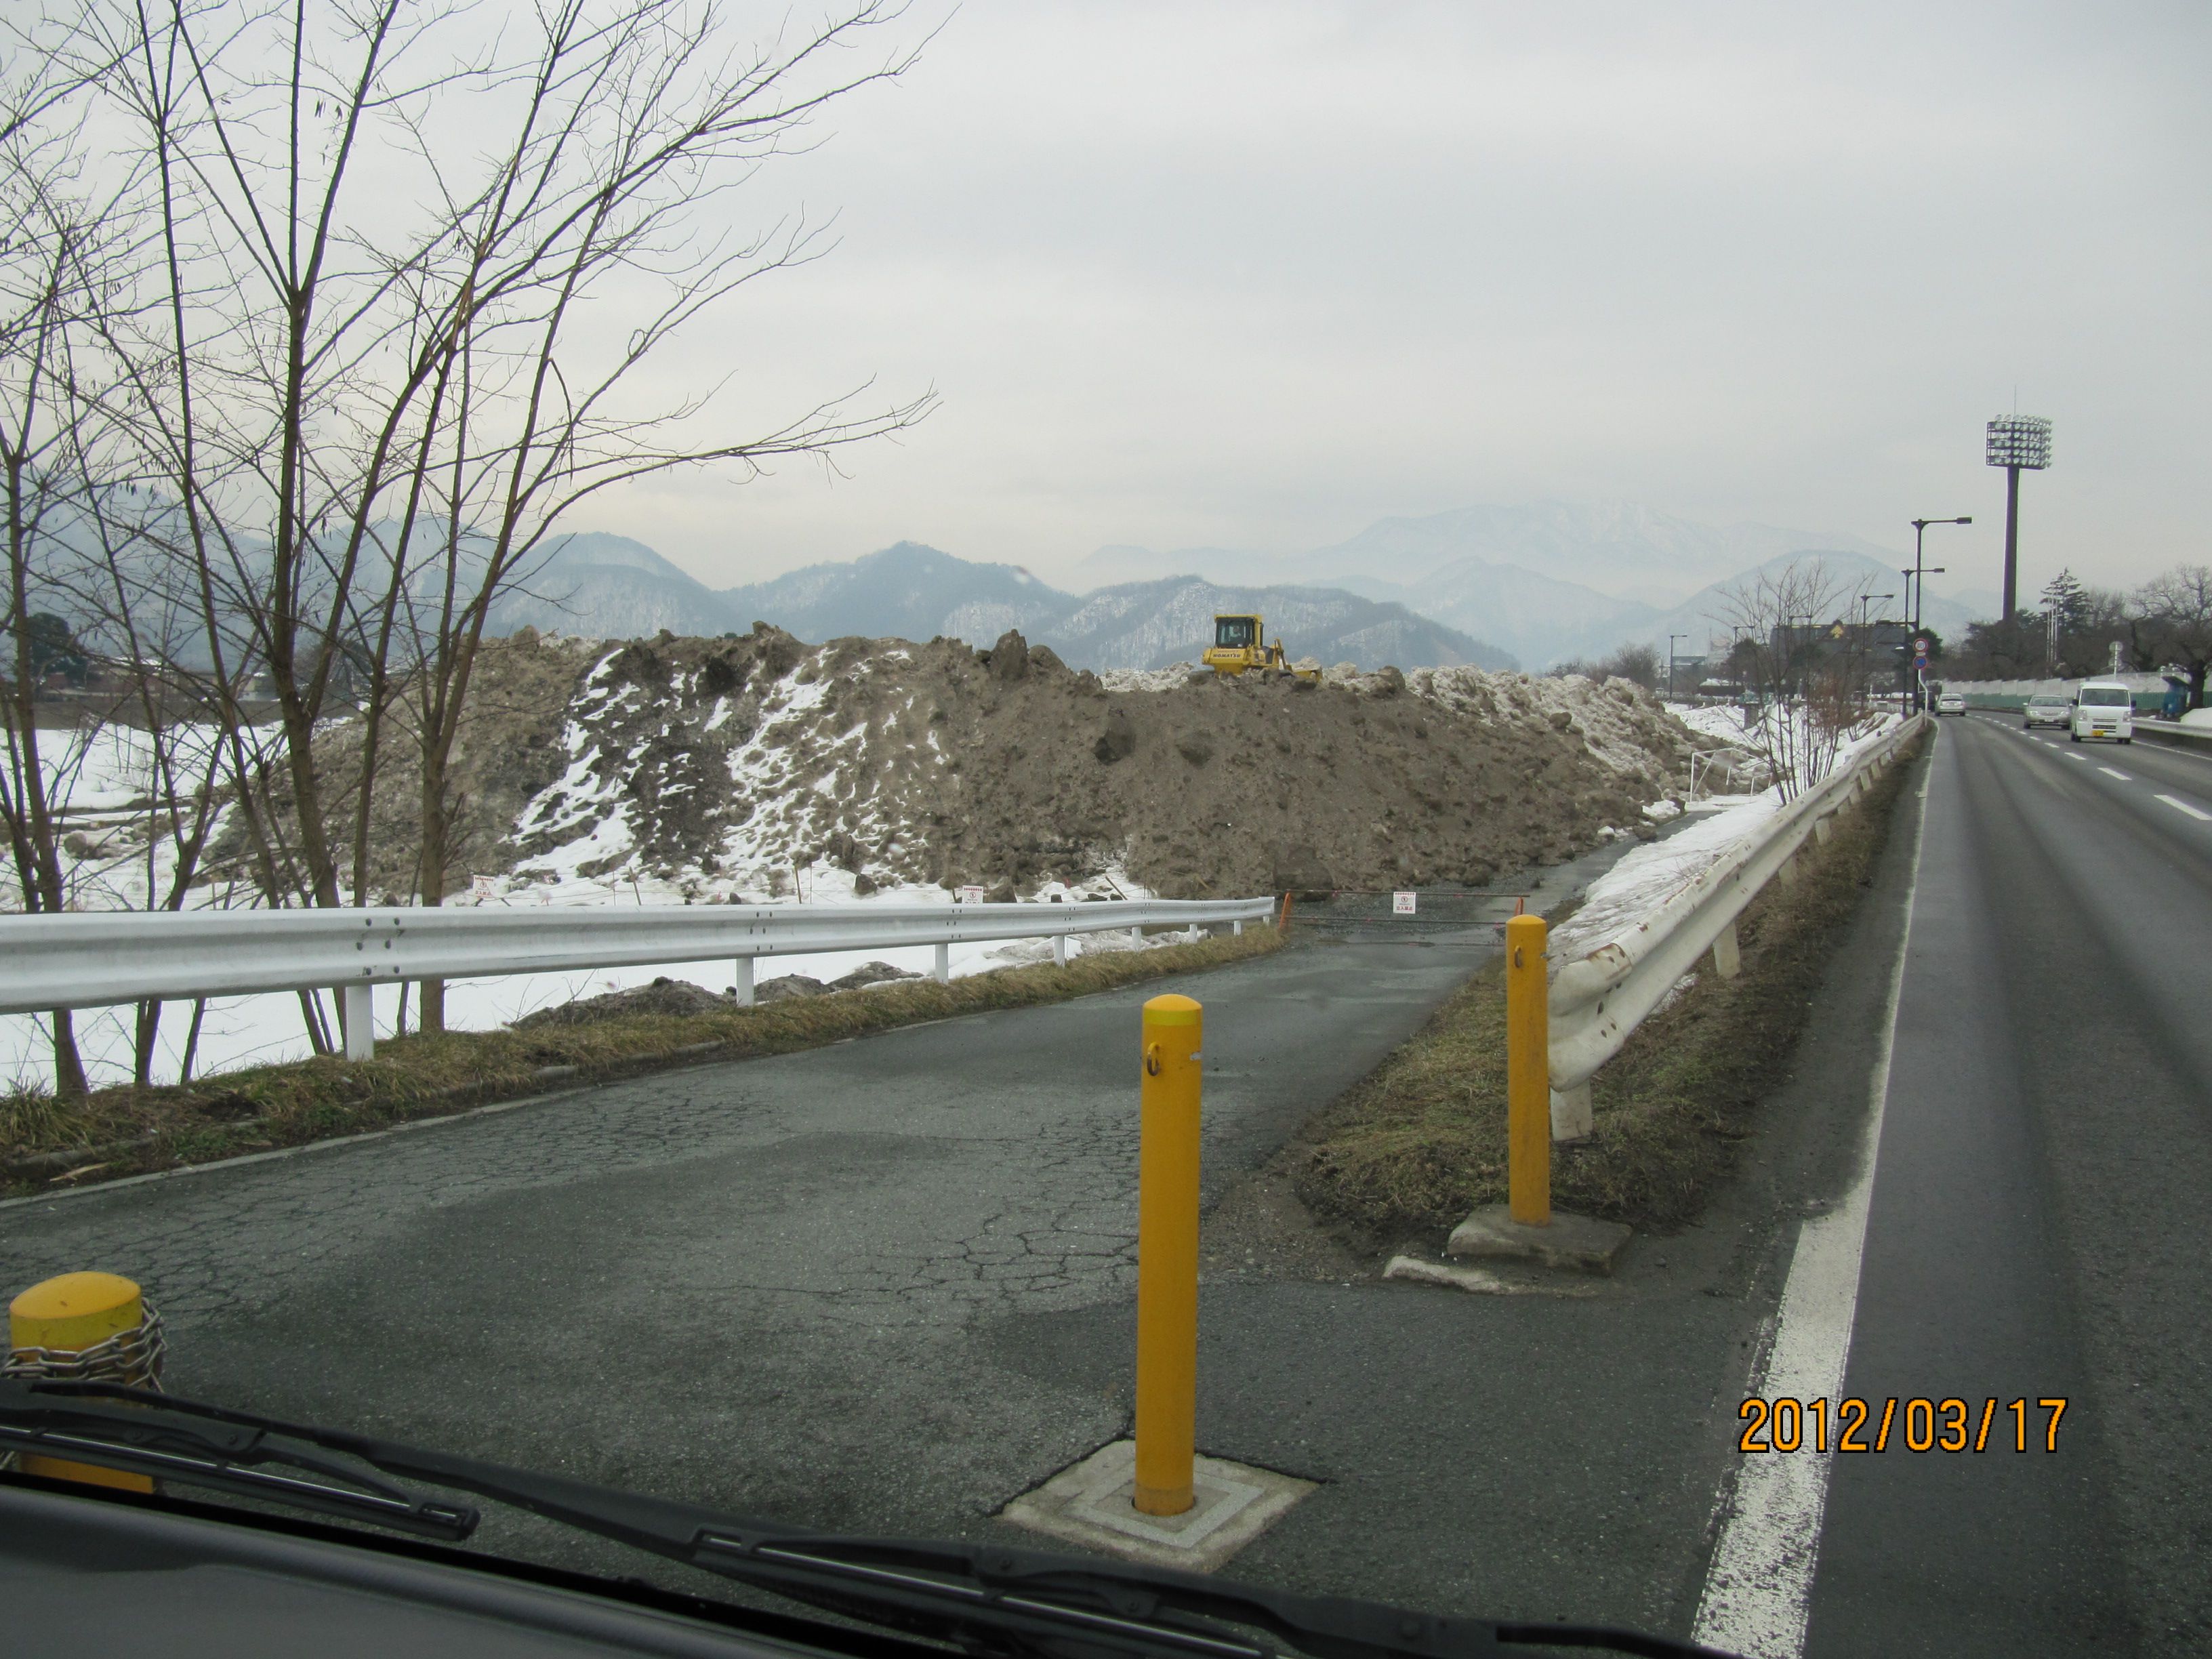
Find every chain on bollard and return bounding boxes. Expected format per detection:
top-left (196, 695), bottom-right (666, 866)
top-left (5, 1271), bottom-right (165, 1491)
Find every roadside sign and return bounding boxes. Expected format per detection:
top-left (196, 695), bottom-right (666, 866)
top-left (1914, 638), bottom-right (1928, 656)
top-left (1393, 891), bottom-right (1417, 916)
top-left (957, 884), bottom-right (987, 904)
top-left (469, 874), bottom-right (495, 901)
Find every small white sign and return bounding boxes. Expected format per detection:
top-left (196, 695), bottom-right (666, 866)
top-left (469, 874), bottom-right (495, 901)
top-left (958, 884), bottom-right (987, 904)
top-left (1393, 890), bottom-right (1417, 915)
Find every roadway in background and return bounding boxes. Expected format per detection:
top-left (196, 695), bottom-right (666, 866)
top-left (1803, 713), bottom-right (2212, 1656)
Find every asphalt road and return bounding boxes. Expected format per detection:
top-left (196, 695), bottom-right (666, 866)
top-left (1801, 714), bottom-right (2212, 1658)
top-left (9, 830), bottom-right (1795, 1635)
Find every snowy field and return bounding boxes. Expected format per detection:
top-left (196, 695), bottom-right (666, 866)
top-left (0, 867), bottom-right (1196, 1092)
top-left (0, 895), bottom-right (1201, 1092)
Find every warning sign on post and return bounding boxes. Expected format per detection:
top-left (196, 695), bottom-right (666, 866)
top-left (1393, 891), bottom-right (1418, 916)
top-left (957, 884), bottom-right (987, 904)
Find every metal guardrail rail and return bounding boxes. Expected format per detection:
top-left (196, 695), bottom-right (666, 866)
top-left (0, 895), bottom-right (1277, 1060)
top-left (1544, 716), bottom-right (1927, 1139)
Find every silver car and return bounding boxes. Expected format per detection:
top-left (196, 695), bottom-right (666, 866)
top-left (2023, 693), bottom-right (2069, 729)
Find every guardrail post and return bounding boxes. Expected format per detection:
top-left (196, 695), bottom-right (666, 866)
top-left (733, 956), bottom-right (754, 1007)
top-left (1052, 934), bottom-right (1067, 968)
top-left (933, 942), bottom-right (950, 983)
top-left (1814, 814), bottom-right (1835, 845)
top-left (1505, 915), bottom-right (1551, 1223)
top-left (1135, 993), bottom-right (1202, 1517)
top-left (7, 1272), bottom-right (157, 1490)
top-left (1710, 921), bottom-right (1742, 981)
top-left (342, 983), bottom-right (374, 1061)
top-left (1550, 1081), bottom-right (1592, 1143)
top-left (1777, 853), bottom-right (1799, 887)
top-left (1232, 918), bottom-right (1243, 936)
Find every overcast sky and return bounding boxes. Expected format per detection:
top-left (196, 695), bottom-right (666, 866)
top-left (588, 1), bottom-right (2211, 601)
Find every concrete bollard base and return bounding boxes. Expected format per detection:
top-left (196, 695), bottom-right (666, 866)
top-left (999, 1439), bottom-right (1314, 1574)
top-left (1445, 1203), bottom-right (1632, 1273)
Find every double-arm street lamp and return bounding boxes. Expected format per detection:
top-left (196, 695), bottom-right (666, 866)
top-left (1907, 516), bottom-right (1971, 631)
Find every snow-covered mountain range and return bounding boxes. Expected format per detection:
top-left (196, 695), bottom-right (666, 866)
top-left (497, 504), bottom-right (1988, 670)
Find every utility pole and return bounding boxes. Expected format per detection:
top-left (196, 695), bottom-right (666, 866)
top-left (1667, 633), bottom-right (1687, 702)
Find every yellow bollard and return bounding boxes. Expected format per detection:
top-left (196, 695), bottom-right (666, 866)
top-left (1134, 993), bottom-right (1202, 1517)
top-left (7, 1272), bottom-right (157, 1490)
top-left (1505, 914), bottom-right (1551, 1227)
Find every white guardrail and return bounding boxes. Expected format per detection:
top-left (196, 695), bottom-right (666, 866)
top-left (1544, 715), bottom-right (1927, 1139)
top-left (0, 895), bottom-right (1277, 1061)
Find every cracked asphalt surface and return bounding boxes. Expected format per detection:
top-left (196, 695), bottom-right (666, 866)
top-left (1, 819), bottom-right (1911, 1641)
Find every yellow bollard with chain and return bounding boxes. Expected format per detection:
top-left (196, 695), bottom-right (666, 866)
top-left (7, 1272), bottom-right (162, 1490)
top-left (1134, 993), bottom-right (1202, 1517)
top-left (1505, 914), bottom-right (1551, 1227)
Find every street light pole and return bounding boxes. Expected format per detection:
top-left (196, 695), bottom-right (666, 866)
top-left (1908, 516), bottom-right (1971, 630)
top-left (1906, 517), bottom-right (1970, 714)
top-left (1666, 633), bottom-right (1687, 701)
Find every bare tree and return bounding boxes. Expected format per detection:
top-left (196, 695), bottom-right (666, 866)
top-left (0, 39), bottom-right (128, 1094)
top-left (1710, 558), bottom-right (1880, 800)
top-left (2137, 565), bottom-right (2212, 710)
top-left (10, 0), bottom-right (935, 1060)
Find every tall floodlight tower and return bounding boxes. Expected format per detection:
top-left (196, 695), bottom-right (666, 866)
top-left (1986, 414), bottom-right (2052, 621)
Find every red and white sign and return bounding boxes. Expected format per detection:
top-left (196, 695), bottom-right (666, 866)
top-left (1393, 890), bottom-right (1418, 916)
top-left (957, 885), bottom-right (987, 904)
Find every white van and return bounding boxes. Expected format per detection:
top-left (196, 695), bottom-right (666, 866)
top-left (2070, 681), bottom-right (2135, 743)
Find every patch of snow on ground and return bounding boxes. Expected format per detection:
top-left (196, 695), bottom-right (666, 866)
top-left (1101, 665), bottom-right (1195, 693)
top-left (1668, 703), bottom-right (1759, 743)
top-left (1553, 716), bottom-right (1900, 968)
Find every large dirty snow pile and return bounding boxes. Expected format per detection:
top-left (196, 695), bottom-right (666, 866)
top-left (478, 624), bottom-right (1701, 903)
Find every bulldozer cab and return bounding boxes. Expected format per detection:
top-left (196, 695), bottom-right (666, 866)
top-left (1214, 615), bottom-right (1260, 650)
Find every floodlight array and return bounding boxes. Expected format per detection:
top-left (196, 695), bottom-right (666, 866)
top-left (1985, 415), bottom-right (2053, 470)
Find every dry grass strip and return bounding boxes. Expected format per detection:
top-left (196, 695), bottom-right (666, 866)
top-left (1289, 736), bottom-right (1924, 1243)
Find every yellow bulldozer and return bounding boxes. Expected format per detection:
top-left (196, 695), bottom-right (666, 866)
top-left (1199, 614), bottom-right (1321, 681)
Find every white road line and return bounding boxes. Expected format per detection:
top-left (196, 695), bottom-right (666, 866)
top-left (2100, 767), bottom-right (2132, 781)
top-left (2156, 794), bottom-right (2212, 822)
top-left (2065, 752), bottom-right (2087, 761)
top-left (1692, 760), bottom-right (1929, 1659)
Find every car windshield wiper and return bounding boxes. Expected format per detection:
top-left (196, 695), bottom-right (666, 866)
top-left (0, 1378), bottom-right (476, 1540)
top-left (1, 1380), bottom-right (1731, 1659)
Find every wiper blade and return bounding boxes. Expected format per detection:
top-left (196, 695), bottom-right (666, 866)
top-left (0, 1379), bottom-right (476, 1541)
top-left (2, 1382), bottom-right (1732, 1659)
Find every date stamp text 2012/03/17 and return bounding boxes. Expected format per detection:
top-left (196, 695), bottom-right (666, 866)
top-left (1737, 1397), bottom-right (2068, 1454)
